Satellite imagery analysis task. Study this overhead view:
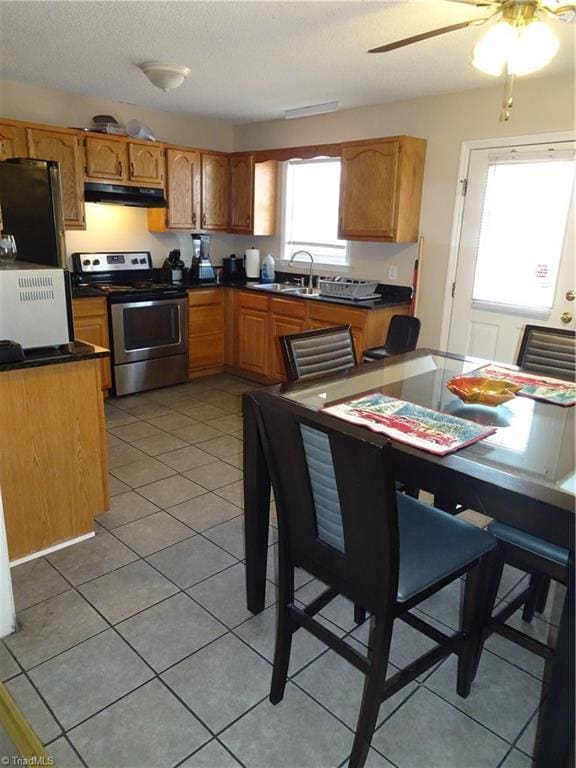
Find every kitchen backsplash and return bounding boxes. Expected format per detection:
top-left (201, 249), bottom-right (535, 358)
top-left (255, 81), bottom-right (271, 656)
top-left (64, 204), bottom-right (417, 288)
top-left (65, 205), bottom-right (231, 270)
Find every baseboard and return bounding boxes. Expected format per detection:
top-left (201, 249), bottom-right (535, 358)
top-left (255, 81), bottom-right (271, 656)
top-left (10, 531), bottom-right (95, 567)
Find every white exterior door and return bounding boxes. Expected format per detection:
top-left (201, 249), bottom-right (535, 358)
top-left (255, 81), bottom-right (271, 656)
top-left (447, 140), bottom-right (575, 364)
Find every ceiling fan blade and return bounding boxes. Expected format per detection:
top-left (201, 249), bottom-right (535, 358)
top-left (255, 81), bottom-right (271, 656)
top-left (445, 0), bottom-right (500, 6)
top-left (368, 19), bottom-right (488, 54)
top-left (551, 4), bottom-right (576, 16)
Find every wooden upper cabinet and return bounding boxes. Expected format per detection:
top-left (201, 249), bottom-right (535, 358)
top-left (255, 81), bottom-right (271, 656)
top-left (128, 142), bottom-right (164, 186)
top-left (85, 136), bottom-right (129, 181)
top-left (0, 120), bottom-right (27, 160)
top-left (229, 154), bottom-right (254, 233)
top-left (166, 148), bottom-right (201, 229)
top-left (229, 155), bottom-right (277, 236)
top-left (26, 126), bottom-right (85, 229)
top-left (201, 152), bottom-right (229, 230)
top-left (339, 136), bottom-right (426, 243)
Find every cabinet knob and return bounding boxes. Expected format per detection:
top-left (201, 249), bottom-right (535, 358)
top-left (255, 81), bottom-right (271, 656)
top-left (201, 213), bottom-right (206, 227)
top-left (118, 161), bottom-right (123, 176)
top-left (192, 213), bottom-right (197, 225)
top-left (130, 162), bottom-right (135, 176)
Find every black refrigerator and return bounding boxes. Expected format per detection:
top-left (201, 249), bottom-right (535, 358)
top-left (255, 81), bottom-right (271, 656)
top-left (0, 158), bottom-right (67, 268)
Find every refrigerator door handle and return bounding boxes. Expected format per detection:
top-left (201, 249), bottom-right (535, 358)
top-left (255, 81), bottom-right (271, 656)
top-left (49, 163), bottom-right (68, 268)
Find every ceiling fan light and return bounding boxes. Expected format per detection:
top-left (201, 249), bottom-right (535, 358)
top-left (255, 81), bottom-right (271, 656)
top-left (508, 22), bottom-right (559, 75)
top-left (472, 21), bottom-right (516, 76)
top-left (139, 61), bottom-right (191, 92)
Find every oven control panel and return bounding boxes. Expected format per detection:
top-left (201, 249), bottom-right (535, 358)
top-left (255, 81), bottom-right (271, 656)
top-left (72, 252), bottom-right (152, 274)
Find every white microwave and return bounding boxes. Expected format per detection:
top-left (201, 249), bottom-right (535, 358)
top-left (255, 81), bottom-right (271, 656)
top-left (0, 262), bottom-right (74, 350)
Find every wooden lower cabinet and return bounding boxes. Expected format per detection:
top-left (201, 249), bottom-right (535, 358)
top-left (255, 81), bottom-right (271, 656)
top-left (232, 290), bottom-right (410, 382)
top-left (269, 297), bottom-right (307, 380)
top-left (188, 289), bottom-right (225, 377)
top-left (235, 292), bottom-right (269, 376)
top-left (72, 297), bottom-right (112, 391)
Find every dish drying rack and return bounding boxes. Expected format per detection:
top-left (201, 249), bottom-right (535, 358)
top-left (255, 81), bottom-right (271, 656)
top-left (318, 278), bottom-right (380, 300)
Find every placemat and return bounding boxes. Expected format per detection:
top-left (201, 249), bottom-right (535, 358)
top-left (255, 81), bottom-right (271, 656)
top-left (322, 393), bottom-right (496, 456)
top-left (473, 364), bottom-right (576, 407)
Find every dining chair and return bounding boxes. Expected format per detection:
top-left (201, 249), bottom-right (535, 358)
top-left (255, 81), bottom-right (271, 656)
top-left (516, 324), bottom-right (575, 380)
top-left (280, 324), bottom-right (357, 382)
top-left (254, 393), bottom-right (498, 768)
top-left (280, 322), bottom-right (418, 528)
top-left (362, 315), bottom-right (421, 361)
top-left (477, 325), bottom-right (575, 641)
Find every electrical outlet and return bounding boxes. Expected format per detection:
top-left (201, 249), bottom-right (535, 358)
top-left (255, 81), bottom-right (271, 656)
top-left (388, 265), bottom-right (398, 281)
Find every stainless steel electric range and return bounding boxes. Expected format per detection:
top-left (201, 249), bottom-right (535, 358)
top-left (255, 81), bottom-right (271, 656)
top-left (72, 251), bottom-right (188, 396)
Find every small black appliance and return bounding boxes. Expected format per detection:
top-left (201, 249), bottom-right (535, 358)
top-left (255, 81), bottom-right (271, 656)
top-left (222, 254), bottom-right (246, 285)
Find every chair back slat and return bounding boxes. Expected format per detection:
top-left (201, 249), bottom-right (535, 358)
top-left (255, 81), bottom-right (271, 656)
top-left (517, 325), bottom-right (575, 380)
top-left (281, 325), bottom-right (357, 381)
top-left (254, 393), bottom-right (399, 613)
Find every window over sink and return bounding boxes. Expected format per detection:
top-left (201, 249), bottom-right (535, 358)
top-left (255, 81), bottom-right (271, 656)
top-left (282, 158), bottom-right (349, 267)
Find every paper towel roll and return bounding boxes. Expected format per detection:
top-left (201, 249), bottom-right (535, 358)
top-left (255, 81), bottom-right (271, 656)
top-left (245, 248), bottom-right (261, 279)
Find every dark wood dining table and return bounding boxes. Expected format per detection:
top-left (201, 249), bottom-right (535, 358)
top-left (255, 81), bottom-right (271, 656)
top-left (242, 349), bottom-right (575, 768)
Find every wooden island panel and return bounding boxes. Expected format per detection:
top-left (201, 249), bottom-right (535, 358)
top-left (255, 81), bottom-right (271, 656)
top-left (0, 359), bottom-right (109, 561)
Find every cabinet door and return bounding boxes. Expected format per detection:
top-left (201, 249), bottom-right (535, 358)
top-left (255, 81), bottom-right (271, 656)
top-left (238, 309), bottom-right (268, 374)
top-left (26, 128), bottom-right (85, 228)
top-left (339, 140), bottom-right (400, 240)
top-left (72, 298), bottom-right (112, 391)
top-left (0, 121), bottom-right (27, 160)
top-left (128, 142), bottom-right (164, 186)
top-left (85, 136), bottom-right (128, 181)
top-left (166, 148), bottom-right (201, 229)
top-left (201, 153), bottom-right (230, 230)
top-left (229, 154), bottom-right (254, 233)
top-left (269, 314), bottom-right (307, 380)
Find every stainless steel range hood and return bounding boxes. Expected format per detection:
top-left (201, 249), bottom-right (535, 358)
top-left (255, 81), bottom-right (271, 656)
top-left (84, 182), bottom-right (166, 208)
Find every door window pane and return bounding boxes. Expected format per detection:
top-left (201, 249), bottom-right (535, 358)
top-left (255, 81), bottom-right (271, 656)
top-left (472, 155), bottom-right (575, 311)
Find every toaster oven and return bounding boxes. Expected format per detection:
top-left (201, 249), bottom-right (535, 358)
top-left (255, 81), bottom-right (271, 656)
top-left (0, 262), bottom-right (74, 350)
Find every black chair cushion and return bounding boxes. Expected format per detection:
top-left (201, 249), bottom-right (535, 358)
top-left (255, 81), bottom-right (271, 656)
top-left (397, 493), bottom-right (496, 602)
top-left (489, 522), bottom-right (570, 568)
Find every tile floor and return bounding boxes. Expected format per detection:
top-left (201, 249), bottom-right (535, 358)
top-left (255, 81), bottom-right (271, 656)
top-left (0, 373), bottom-right (563, 768)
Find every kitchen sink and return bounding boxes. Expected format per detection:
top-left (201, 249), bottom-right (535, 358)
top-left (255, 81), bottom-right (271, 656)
top-left (250, 283), bottom-right (323, 297)
top-left (250, 282), bottom-right (302, 293)
top-left (291, 287), bottom-right (321, 296)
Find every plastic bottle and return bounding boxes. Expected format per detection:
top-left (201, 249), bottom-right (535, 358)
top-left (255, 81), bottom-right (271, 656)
top-left (261, 253), bottom-right (275, 284)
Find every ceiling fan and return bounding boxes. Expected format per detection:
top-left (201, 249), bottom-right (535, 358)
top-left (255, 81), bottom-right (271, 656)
top-left (368, 1), bottom-right (576, 121)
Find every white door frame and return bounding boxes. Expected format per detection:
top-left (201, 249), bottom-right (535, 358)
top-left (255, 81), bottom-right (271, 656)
top-left (439, 130), bottom-right (576, 352)
top-left (0, 491), bottom-right (16, 638)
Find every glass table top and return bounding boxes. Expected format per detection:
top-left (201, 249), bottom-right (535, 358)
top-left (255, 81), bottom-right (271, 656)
top-left (281, 352), bottom-right (575, 498)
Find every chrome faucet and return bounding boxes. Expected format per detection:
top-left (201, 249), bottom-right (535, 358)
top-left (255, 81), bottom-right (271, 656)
top-left (288, 250), bottom-right (315, 288)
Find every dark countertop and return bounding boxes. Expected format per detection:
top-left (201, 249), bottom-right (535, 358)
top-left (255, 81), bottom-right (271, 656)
top-left (71, 281), bottom-right (411, 311)
top-left (0, 341), bottom-right (109, 373)
top-left (226, 279), bottom-right (411, 310)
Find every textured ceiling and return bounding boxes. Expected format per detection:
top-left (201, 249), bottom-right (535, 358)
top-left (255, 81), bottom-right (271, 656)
top-left (0, 0), bottom-right (574, 124)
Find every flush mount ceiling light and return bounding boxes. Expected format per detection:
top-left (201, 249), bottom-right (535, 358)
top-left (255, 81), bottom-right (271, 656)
top-left (284, 101), bottom-right (339, 119)
top-left (139, 61), bottom-right (190, 92)
top-left (368, 0), bottom-right (575, 122)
